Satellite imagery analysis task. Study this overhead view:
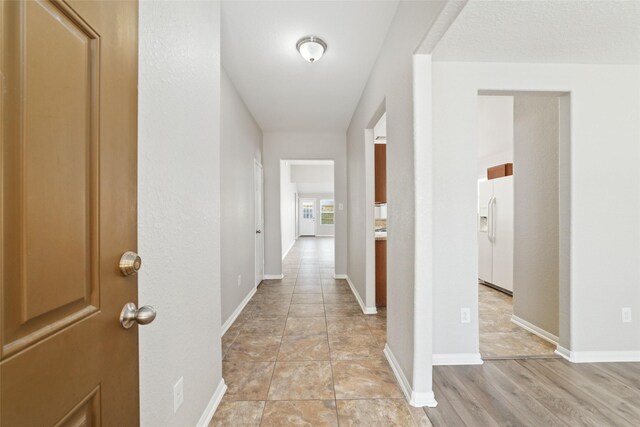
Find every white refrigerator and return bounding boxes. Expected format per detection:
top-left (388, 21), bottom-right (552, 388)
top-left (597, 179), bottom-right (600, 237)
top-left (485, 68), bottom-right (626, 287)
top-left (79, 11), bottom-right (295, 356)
top-left (478, 176), bottom-right (513, 293)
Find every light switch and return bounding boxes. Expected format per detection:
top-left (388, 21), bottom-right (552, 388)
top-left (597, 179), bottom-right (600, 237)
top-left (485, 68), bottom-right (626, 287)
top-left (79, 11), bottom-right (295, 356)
top-left (338, 203), bottom-right (344, 211)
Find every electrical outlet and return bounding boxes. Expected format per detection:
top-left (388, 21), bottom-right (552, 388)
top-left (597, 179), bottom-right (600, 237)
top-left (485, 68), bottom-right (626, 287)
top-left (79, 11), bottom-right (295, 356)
top-left (622, 307), bottom-right (632, 323)
top-left (237, 274), bottom-right (242, 287)
top-left (173, 377), bottom-right (184, 413)
top-left (460, 308), bottom-right (471, 324)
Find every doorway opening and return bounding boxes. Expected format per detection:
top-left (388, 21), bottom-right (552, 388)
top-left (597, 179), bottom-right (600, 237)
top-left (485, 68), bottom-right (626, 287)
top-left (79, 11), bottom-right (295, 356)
top-left (363, 106), bottom-right (387, 313)
top-left (373, 113), bottom-right (387, 308)
top-left (280, 159), bottom-right (335, 265)
top-left (476, 91), bottom-right (570, 360)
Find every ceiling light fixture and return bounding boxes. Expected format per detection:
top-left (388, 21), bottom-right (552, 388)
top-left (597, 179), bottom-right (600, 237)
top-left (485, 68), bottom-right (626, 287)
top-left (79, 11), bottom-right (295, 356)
top-left (296, 36), bottom-right (327, 63)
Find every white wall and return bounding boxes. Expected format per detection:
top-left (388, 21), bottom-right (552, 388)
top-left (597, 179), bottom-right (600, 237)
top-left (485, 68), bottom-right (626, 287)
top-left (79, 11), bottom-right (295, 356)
top-left (346, 0), bottom-right (446, 404)
top-left (290, 164), bottom-right (334, 194)
top-left (220, 68), bottom-right (263, 326)
top-left (477, 96), bottom-right (513, 179)
top-left (138, 1), bottom-right (223, 426)
top-left (291, 165), bottom-right (334, 184)
top-left (513, 94), bottom-right (560, 338)
top-left (298, 193), bottom-right (336, 237)
top-left (430, 62), bottom-right (640, 360)
top-left (264, 132), bottom-right (347, 275)
top-left (280, 161), bottom-right (298, 259)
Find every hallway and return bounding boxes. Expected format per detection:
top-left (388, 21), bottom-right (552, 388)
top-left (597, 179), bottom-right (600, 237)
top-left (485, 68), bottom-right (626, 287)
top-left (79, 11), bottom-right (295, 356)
top-left (212, 237), bottom-right (430, 426)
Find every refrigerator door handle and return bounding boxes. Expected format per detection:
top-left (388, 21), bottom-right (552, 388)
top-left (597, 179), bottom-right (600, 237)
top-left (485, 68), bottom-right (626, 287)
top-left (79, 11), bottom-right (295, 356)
top-left (492, 196), bottom-right (497, 242)
top-left (488, 197), bottom-right (496, 242)
top-left (487, 197), bottom-right (492, 242)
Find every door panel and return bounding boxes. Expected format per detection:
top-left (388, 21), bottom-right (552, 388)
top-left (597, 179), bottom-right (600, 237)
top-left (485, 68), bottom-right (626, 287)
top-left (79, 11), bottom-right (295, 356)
top-left (2, 0), bottom-right (101, 357)
top-left (1, 0), bottom-right (139, 425)
top-left (299, 199), bottom-right (316, 236)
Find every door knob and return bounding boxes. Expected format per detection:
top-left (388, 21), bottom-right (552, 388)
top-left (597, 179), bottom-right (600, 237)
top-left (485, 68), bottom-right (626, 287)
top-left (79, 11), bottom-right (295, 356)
top-left (120, 303), bottom-right (157, 328)
top-left (119, 251), bottom-right (142, 276)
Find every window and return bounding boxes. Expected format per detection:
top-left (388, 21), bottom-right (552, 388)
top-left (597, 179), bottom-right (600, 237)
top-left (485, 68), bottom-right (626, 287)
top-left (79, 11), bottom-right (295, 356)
top-left (320, 199), bottom-right (334, 225)
top-left (302, 202), bottom-right (314, 219)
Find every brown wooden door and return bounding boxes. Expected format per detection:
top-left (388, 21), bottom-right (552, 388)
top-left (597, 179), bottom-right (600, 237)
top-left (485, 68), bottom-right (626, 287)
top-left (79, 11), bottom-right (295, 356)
top-left (1, 1), bottom-right (139, 425)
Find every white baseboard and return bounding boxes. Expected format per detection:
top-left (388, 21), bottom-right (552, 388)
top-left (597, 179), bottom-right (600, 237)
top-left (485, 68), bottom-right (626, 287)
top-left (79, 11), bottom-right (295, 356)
top-left (511, 315), bottom-right (559, 346)
top-left (263, 274), bottom-right (284, 280)
top-left (345, 275), bottom-right (377, 314)
top-left (555, 346), bottom-right (640, 363)
top-left (333, 273), bottom-right (347, 279)
top-left (555, 345), bottom-right (571, 361)
top-left (432, 353), bottom-right (484, 366)
top-left (384, 344), bottom-right (437, 408)
top-left (282, 240), bottom-right (296, 260)
top-left (221, 287), bottom-right (256, 336)
top-left (196, 378), bottom-right (227, 427)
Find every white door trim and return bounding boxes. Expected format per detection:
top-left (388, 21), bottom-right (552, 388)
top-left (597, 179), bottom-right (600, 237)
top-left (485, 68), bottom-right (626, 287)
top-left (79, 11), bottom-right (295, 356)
top-left (364, 127), bottom-right (376, 310)
top-left (254, 159), bottom-right (264, 287)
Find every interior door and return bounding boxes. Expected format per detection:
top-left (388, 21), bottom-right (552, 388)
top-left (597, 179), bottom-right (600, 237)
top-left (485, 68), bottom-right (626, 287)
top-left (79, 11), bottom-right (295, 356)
top-left (299, 199), bottom-right (316, 236)
top-left (255, 161), bottom-right (264, 286)
top-left (492, 176), bottom-right (514, 292)
top-left (1, 1), bottom-right (141, 425)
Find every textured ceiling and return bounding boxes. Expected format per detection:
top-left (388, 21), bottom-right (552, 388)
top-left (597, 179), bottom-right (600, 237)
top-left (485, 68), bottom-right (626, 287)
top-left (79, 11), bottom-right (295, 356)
top-left (221, 1), bottom-right (399, 132)
top-left (433, 1), bottom-right (640, 64)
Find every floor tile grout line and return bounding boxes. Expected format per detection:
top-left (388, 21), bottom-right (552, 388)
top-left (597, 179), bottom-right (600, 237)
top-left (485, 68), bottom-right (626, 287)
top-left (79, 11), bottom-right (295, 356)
top-left (324, 276), bottom-right (340, 423)
top-left (258, 260), bottom-right (300, 425)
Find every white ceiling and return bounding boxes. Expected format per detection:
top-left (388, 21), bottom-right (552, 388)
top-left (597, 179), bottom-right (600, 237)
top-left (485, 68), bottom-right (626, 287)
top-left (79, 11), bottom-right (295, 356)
top-left (221, 1), bottom-right (400, 132)
top-left (433, 1), bottom-right (640, 64)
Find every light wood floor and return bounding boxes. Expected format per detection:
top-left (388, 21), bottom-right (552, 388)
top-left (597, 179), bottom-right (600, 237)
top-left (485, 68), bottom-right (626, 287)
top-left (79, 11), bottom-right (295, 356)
top-left (214, 238), bottom-right (640, 426)
top-left (479, 284), bottom-right (557, 358)
top-left (426, 358), bottom-right (640, 426)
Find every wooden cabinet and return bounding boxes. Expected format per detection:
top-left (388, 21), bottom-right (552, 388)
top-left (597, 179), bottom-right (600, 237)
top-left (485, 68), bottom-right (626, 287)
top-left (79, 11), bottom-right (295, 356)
top-left (487, 163), bottom-right (513, 180)
top-left (375, 239), bottom-right (387, 307)
top-left (375, 144), bottom-right (386, 204)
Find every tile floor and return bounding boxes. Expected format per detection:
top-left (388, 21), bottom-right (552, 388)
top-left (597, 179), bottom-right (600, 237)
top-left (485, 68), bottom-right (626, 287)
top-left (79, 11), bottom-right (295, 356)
top-left (479, 283), bottom-right (557, 358)
top-left (211, 237), bottom-right (430, 426)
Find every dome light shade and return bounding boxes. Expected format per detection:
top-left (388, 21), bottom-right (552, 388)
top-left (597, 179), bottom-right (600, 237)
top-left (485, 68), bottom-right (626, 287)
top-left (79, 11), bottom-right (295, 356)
top-left (296, 36), bottom-right (327, 63)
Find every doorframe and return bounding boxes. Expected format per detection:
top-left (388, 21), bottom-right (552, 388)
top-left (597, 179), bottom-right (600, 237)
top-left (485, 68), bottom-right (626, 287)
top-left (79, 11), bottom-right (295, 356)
top-left (277, 158), bottom-right (337, 276)
top-left (254, 159), bottom-right (264, 287)
top-left (475, 89), bottom-right (571, 362)
top-left (365, 105), bottom-right (386, 310)
top-left (298, 197), bottom-right (317, 236)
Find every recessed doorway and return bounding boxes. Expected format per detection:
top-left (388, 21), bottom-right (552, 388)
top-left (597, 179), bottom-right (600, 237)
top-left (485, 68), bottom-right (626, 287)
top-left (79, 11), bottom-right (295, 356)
top-left (279, 159), bottom-right (335, 260)
top-left (477, 91), bottom-right (570, 359)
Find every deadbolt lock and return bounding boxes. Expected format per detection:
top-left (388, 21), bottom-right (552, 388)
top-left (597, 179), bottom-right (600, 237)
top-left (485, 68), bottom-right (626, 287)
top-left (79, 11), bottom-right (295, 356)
top-left (119, 251), bottom-right (142, 276)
